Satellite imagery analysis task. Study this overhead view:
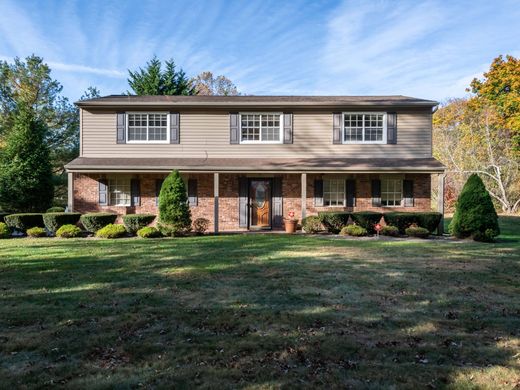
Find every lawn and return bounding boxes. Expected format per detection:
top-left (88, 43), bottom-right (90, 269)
top-left (0, 217), bottom-right (519, 389)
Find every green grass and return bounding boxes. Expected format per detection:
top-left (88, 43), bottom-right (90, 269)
top-left (0, 217), bottom-right (519, 389)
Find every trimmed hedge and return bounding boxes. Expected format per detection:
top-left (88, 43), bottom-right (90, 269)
top-left (122, 214), bottom-right (156, 234)
top-left (27, 227), bottom-right (47, 238)
top-left (0, 222), bottom-right (10, 239)
top-left (381, 225), bottom-right (399, 237)
top-left (351, 212), bottom-right (383, 234)
top-left (340, 224), bottom-right (367, 236)
top-left (4, 213), bottom-right (44, 232)
top-left (318, 212), bottom-right (351, 234)
top-left (302, 216), bottom-right (323, 233)
top-left (56, 224), bottom-right (82, 238)
top-left (384, 212), bottom-right (442, 234)
top-left (80, 213), bottom-right (117, 232)
top-left (192, 218), bottom-right (210, 235)
top-left (405, 226), bottom-right (430, 238)
top-left (46, 206), bottom-right (65, 213)
top-left (43, 212), bottom-right (82, 234)
top-left (137, 226), bottom-right (162, 238)
top-left (95, 224), bottom-right (126, 239)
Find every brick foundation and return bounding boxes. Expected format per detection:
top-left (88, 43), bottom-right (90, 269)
top-left (72, 172), bottom-right (433, 231)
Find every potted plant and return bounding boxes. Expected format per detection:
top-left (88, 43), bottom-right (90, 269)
top-left (284, 211), bottom-right (298, 233)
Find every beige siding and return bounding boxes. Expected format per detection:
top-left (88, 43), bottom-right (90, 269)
top-left (81, 108), bottom-right (432, 158)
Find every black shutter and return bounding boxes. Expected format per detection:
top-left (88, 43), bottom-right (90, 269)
top-left (155, 179), bottom-right (164, 206)
top-left (188, 179), bottom-right (198, 207)
top-left (272, 177), bottom-right (283, 227)
top-left (387, 112), bottom-right (397, 144)
top-left (116, 113), bottom-right (126, 144)
top-left (371, 179), bottom-right (381, 207)
top-left (170, 112), bottom-right (180, 144)
top-left (230, 113), bottom-right (239, 144)
top-left (238, 177), bottom-right (248, 227)
top-left (283, 113), bottom-right (293, 144)
top-left (403, 179), bottom-right (414, 207)
top-left (346, 179), bottom-right (356, 207)
top-left (333, 113), bottom-right (342, 144)
top-left (99, 179), bottom-right (108, 206)
top-left (131, 179), bottom-right (140, 206)
top-left (314, 179), bottom-right (324, 206)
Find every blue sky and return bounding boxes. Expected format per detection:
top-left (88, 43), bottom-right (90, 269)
top-left (0, 0), bottom-right (518, 102)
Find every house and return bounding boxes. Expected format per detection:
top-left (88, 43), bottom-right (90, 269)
top-left (65, 95), bottom-right (445, 232)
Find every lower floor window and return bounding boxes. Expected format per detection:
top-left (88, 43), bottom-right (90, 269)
top-left (381, 178), bottom-right (402, 206)
top-left (109, 177), bottom-right (131, 206)
top-left (324, 179), bottom-right (345, 206)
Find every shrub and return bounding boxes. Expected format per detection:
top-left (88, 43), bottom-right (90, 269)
top-left (56, 224), bottom-right (82, 238)
top-left (192, 218), bottom-right (210, 235)
top-left (383, 212), bottom-right (417, 234)
top-left (122, 214), bottom-right (156, 234)
top-left (80, 213), bottom-right (117, 232)
top-left (43, 212), bottom-right (82, 234)
top-left (302, 216), bottom-right (323, 233)
top-left (158, 170), bottom-right (192, 236)
top-left (137, 226), bottom-right (162, 238)
top-left (0, 212), bottom-right (8, 223)
top-left (340, 224), bottom-right (368, 237)
top-left (27, 227), bottom-right (47, 237)
top-left (0, 222), bottom-right (10, 239)
top-left (4, 213), bottom-right (44, 232)
top-left (449, 174), bottom-right (499, 241)
top-left (351, 211), bottom-right (383, 234)
top-left (95, 224), bottom-right (127, 239)
top-left (46, 206), bottom-right (65, 213)
top-left (318, 212), bottom-right (350, 234)
top-left (405, 226), bottom-right (430, 238)
top-left (473, 228), bottom-right (498, 243)
top-left (381, 225), bottom-right (399, 237)
top-left (415, 212), bottom-right (443, 233)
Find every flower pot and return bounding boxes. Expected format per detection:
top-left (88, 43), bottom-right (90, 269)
top-left (284, 219), bottom-right (297, 233)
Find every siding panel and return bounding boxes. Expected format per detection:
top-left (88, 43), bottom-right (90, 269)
top-left (81, 108), bottom-right (432, 159)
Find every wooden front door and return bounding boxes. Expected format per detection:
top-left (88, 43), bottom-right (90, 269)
top-left (250, 180), bottom-right (271, 228)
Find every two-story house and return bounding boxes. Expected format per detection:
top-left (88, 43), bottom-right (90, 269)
top-left (65, 95), bottom-right (445, 232)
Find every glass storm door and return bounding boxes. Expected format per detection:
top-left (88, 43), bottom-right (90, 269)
top-left (249, 180), bottom-right (271, 228)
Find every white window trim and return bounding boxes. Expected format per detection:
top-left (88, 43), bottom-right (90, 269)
top-left (239, 112), bottom-right (284, 144)
top-left (108, 176), bottom-right (131, 207)
top-left (323, 178), bottom-right (346, 207)
top-left (126, 112), bottom-right (170, 144)
top-left (342, 112), bottom-right (387, 145)
top-left (381, 175), bottom-right (404, 207)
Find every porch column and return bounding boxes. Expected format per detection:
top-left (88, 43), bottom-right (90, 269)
top-left (301, 173), bottom-right (307, 220)
top-left (437, 173), bottom-right (445, 235)
top-left (67, 172), bottom-right (74, 212)
top-left (214, 173), bottom-right (219, 234)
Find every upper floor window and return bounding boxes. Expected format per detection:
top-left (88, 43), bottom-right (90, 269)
top-left (127, 113), bottom-right (169, 143)
top-left (343, 112), bottom-right (386, 144)
top-left (240, 113), bottom-right (283, 143)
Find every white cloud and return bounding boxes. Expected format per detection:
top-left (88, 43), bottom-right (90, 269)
top-left (47, 61), bottom-right (125, 78)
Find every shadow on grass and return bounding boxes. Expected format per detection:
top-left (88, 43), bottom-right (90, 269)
top-left (0, 223), bottom-right (519, 388)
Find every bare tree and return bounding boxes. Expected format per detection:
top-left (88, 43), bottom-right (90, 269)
top-left (191, 71), bottom-right (239, 96)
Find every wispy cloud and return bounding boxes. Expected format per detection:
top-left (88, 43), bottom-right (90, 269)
top-left (47, 61), bottom-right (125, 78)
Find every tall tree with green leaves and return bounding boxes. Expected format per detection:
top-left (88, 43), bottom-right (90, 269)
top-left (0, 104), bottom-right (53, 212)
top-left (127, 56), bottom-right (195, 95)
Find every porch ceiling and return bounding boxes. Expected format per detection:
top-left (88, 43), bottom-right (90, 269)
top-left (65, 157), bottom-right (445, 173)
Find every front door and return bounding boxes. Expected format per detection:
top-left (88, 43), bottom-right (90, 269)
top-left (249, 179), bottom-right (271, 229)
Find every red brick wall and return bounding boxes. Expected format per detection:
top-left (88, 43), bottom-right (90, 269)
top-left (73, 172), bottom-right (433, 231)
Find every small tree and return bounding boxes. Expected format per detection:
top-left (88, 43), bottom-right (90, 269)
top-left (158, 170), bottom-right (191, 236)
top-left (0, 105), bottom-right (54, 212)
top-left (449, 174), bottom-right (500, 241)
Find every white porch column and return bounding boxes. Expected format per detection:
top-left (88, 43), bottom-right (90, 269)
top-left (437, 173), bottom-right (445, 235)
top-left (67, 172), bottom-right (74, 212)
top-left (301, 173), bottom-right (307, 220)
top-left (214, 173), bottom-right (219, 234)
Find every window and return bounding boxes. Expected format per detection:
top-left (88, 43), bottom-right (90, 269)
top-left (343, 113), bottom-right (386, 143)
top-left (381, 178), bottom-right (402, 207)
top-left (109, 177), bottom-right (131, 206)
top-left (240, 113), bottom-right (282, 143)
top-left (324, 179), bottom-right (345, 206)
top-left (127, 113), bottom-right (169, 143)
